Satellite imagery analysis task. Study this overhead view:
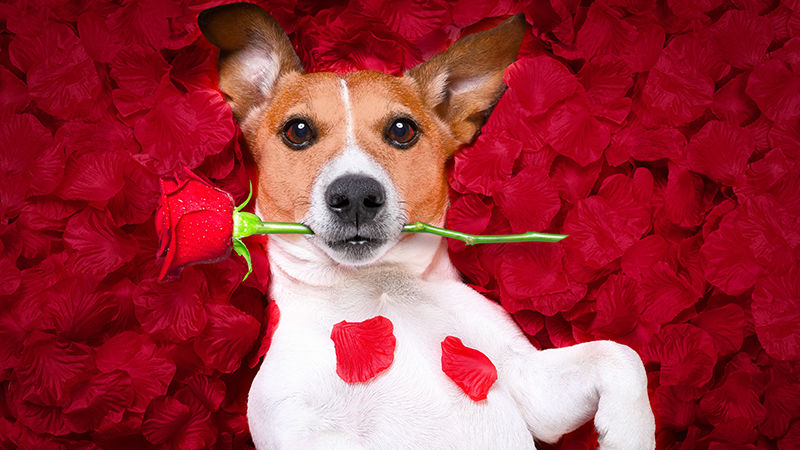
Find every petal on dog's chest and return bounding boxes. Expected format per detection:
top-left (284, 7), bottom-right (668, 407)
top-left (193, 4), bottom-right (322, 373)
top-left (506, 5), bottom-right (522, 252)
top-left (331, 316), bottom-right (396, 383)
top-left (441, 336), bottom-right (497, 401)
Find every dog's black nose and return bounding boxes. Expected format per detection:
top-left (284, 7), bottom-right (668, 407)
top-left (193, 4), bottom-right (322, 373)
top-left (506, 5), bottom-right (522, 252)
top-left (325, 175), bottom-right (386, 224)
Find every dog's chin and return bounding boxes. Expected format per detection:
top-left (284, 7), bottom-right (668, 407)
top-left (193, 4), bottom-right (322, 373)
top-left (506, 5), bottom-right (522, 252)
top-left (312, 228), bottom-right (401, 267)
top-left (321, 237), bottom-right (391, 266)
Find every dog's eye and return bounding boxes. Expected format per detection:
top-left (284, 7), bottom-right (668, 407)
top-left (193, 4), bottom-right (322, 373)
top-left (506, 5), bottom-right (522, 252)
top-left (385, 118), bottom-right (419, 149)
top-left (282, 119), bottom-right (315, 149)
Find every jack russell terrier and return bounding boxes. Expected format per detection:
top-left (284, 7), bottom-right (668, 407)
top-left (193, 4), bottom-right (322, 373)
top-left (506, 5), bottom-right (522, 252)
top-left (199, 3), bottom-right (655, 449)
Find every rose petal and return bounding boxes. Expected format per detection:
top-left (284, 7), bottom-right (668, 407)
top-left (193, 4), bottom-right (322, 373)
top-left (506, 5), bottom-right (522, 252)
top-left (441, 336), bottom-right (497, 401)
top-left (193, 304), bottom-right (260, 373)
top-left (504, 56), bottom-right (579, 118)
top-left (142, 395), bottom-right (216, 448)
top-left (494, 167), bottom-right (560, 233)
top-left (752, 265), bottom-right (800, 360)
top-left (331, 316), bottom-right (396, 383)
top-left (498, 243), bottom-right (586, 316)
top-left (648, 324), bottom-right (719, 387)
top-left (63, 209), bottom-right (138, 279)
top-left (14, 332), bottom-right (94, 406)
top-left (746, 59), bottom-right (800, 123)
top-left (95, 332), bottom-right (176, 413)
top-left (691, 304), bottom-right (748, 357)
top-left (252, 301), bottom-right (280, 368)
top-left (133, 268), bottom-right (208, 342)
top-left (686, 120), bottom-right (755, 186)
top-left (452, 132), bottom-right (522, 195)
top-left (711, 10), bottom-right (773, 69)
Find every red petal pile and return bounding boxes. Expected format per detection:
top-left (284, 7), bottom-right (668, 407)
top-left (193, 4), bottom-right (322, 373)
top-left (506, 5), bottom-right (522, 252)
top-left (1, 0), bottom-right (798, 448)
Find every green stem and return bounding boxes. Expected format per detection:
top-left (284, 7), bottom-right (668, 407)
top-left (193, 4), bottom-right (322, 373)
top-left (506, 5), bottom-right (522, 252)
top-left (234, 211), bottom-right (314, 240)
top-left (248, 221), bottom-right (315, 235)
top-left (402, 222), bottom-right (567, 245)
top-left (235, 212), bottom-right (566, 244)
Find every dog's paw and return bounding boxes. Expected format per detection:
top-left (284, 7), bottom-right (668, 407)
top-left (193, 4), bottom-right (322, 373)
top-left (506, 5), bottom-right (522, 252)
top-left (593, 343), bottom-right (655, 450)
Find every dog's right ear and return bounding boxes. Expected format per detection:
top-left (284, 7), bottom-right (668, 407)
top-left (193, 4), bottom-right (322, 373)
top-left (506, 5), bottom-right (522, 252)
top-left (198, 3), bottom-right (303, 119)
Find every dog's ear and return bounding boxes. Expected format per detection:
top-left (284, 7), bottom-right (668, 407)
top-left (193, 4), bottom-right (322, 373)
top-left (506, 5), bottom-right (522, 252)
top-left (406, 14), bottom-right (526, 146)
top-left (198, 3), bottom-right (303, 119)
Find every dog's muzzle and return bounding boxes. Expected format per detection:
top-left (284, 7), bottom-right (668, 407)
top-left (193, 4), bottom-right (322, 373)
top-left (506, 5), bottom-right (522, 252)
top-left (306, 173), bottom-right (403, 266)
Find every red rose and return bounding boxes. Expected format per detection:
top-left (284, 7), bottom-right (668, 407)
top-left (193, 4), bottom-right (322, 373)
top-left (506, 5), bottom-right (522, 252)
top-left (156, 169), bottom-right (235, 280)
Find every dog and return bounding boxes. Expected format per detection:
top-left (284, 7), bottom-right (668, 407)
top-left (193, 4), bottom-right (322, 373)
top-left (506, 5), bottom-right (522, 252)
top-left (198, 3), bottom-right (655, 448)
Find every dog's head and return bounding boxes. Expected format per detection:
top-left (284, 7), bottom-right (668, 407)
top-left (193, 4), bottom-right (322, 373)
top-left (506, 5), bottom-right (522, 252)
top-left (199, 3), bottom-right (525, 266)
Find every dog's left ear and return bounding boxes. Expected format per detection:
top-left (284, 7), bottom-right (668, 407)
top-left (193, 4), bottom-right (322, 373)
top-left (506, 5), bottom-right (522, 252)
top-left (406, 14), bottom-right (526, 146)
top-left (198, 3), bottom-right (303, 120)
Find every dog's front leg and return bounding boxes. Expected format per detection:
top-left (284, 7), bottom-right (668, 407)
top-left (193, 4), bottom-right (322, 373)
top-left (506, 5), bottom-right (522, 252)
top-left (506, 341), bottom-right (655, 449)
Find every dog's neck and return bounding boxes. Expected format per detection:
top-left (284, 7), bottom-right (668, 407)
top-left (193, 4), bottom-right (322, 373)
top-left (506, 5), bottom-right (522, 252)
top-left (266, 232), bottom-right (461, 292)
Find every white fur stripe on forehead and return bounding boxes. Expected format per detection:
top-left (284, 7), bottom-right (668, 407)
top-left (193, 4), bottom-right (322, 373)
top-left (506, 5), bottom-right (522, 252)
top-left (319, 77), bottom-right (391, 183)
top-left (339, 78), bottom-right (357, 147)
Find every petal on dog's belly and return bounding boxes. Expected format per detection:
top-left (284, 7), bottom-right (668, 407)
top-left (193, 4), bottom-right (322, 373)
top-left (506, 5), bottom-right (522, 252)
top-left (331, 316), bottom-right (396, 383)
top-left (441, 336), bottom-right (497, 401)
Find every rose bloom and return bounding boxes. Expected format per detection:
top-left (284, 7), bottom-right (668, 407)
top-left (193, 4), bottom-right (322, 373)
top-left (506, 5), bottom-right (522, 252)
top-left (156, 169), bottom-right (235, 279)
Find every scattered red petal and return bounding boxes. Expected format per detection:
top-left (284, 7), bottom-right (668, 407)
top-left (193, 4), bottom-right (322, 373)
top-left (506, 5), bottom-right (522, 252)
top-left (746, 59), bottom-right (800, 123)
top-left (648, 324), bottom-right (718, 388)
top-left (441, 336), bottom-right (498, 401)
top-left (498, 243), bottom-right (586, 316)
top-left (640, 34), bottom-right (720, 127)
top-left (253, 301), bottom-right (281, 367)
top-left (9, 22), bottom-right (104, 119)
top-left (133, 268), bottom-right (209, 342)
top-left (752, 265), bottom-right (800, 361)
top-left (589, 274), bottom-right (642, 336)
top-left (504, 56), bottom-right (579, 118)
top-left (14, 332), bottom-right (94, 407)
top-left (712, 73), bottom-right (760, 126)
top-left (131, 85), bottom-right (235, 175)
top-left (331, 316), bottom-right (396, 383)
top-left (685, 120), bottom-right (755, 186)
top-left (95, 332), bottom-right (176, 413)
top-left (142, 395), bottom-right (216, 449)
top-left (653, 385), bottom-right (701, 429)
top-left (710, 10), bottom-right (773, 69)
top-left (193, 304), bottom-right (260, 373)
top-left (63, 370), bottom-right (134, 433)
top-left (701, 196), bottom-right (800, 295)
top-left (699, 371), bottom-right (767, 429)
top-left (494, 167), bottom-right (561, 233)
top-left (544, 94), bottom-right (611, 166)
top-left (575, 2), bottom-right (637, 62)
top-left (58, 151), bottom-right (129, 202)
top-left (605, 122), bottom-right (685, 166)
top-left (63, 209), bottom-right (138, 280)
top-left (0, 67), bottom-right (29, 113)
top-left (690, 304), bottom-right (748, 357)
top-left (563, 173), bottom-right (652, 278)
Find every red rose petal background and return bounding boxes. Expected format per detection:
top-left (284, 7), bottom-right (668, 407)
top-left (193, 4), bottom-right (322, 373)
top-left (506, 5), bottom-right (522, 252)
top-left (1, 0), bottom-right (799, 448)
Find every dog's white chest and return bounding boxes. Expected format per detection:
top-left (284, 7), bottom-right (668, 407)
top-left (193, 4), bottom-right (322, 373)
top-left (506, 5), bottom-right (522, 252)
top-left (247, 269), bottom-right (536, 449)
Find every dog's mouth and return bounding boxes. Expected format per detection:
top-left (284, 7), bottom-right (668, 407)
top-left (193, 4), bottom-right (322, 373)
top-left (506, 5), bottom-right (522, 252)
top-left (321, 230), bottom-right (389, 264)
top-left (328, 235), bottom-right (383, 247)
top-left (309, 223), bottom-right (399, 266)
